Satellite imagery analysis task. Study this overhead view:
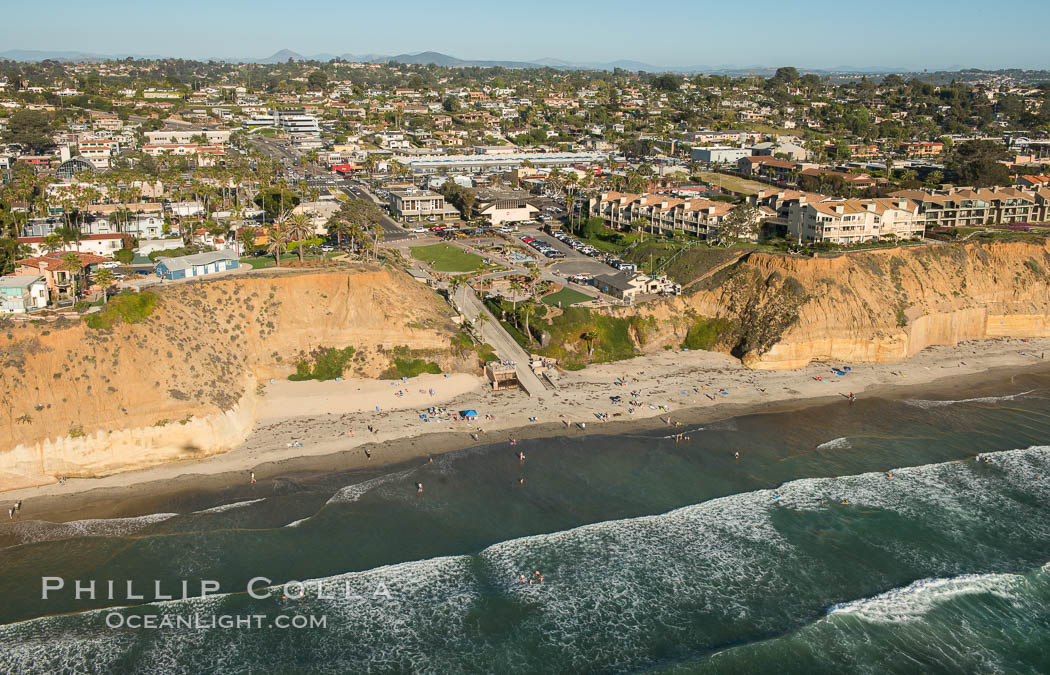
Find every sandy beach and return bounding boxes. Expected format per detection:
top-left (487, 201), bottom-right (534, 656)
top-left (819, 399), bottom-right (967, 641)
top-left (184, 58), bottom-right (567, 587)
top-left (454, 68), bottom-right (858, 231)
top-left (5, 336), bottom-right (1050, 522)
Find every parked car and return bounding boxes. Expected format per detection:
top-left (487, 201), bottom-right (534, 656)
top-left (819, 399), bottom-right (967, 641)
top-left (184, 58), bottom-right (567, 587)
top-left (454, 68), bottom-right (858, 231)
top-left (99, 261), bottom-right (121, 269)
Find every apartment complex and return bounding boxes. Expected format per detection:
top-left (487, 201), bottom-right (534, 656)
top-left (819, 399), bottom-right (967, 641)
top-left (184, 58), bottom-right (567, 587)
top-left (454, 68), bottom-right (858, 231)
top-left (888, 186), bottom-right (1050, 227)
top-left (388, 188), bottom-right (460, 222)
top-left (588, 191), bottom-right (734, 239)
top-left (786, 197), bottom-right (925, 244)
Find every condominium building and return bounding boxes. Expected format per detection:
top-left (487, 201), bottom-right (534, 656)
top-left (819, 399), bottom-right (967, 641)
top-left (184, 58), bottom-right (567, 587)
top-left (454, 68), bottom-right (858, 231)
top-left (889, 186), bottom-right (1050, 227)
top-left (588, 191), bottom-right (734, 240)
top-left (143, 129), bottom-right (231, 145)
top-left (786, 196), bottom-right (925, 244)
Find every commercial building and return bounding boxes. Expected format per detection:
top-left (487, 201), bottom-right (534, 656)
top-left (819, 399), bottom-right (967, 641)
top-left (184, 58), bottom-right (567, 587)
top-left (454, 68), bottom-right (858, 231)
top-left (392, 151), bottom-right (610, 174)
top-left (387, 188), bottom-right (461, 222)
top-left (691, 146), bottom-right (752, 164)
top-left (476, 198), bottom-right (540, 225)
top-left (144, 129), bottom-right (231, 145)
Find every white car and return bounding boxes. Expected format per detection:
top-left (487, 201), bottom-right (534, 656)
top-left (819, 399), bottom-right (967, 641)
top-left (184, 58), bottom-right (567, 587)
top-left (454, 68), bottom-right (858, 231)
top-left (99, 261), bottom-right (121, 269)
top-left (411, 227), bottom-right (428, 233)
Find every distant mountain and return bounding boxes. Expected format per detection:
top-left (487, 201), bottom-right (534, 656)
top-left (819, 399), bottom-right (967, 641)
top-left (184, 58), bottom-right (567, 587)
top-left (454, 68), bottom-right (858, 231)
top-left (254, 49), bottom-right (307, 64)
top-left (0, 49), bottom-right (162, 62)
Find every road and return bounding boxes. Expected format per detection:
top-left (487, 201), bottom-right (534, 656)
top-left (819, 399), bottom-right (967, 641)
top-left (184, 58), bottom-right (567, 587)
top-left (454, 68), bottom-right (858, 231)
top-left (338, 183), bottom-right (413, 242)
top-left (454, 285), bottom-right (548, 399)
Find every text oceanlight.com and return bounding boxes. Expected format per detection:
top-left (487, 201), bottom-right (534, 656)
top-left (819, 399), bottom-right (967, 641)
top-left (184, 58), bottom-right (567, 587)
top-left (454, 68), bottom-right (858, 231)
top-left (105, 613), bottom-right (327, 630)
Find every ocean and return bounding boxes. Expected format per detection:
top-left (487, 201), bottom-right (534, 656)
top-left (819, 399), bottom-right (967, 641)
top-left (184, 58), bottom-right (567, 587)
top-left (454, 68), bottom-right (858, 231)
top-left (2, 370), bottom-right (1050, 673)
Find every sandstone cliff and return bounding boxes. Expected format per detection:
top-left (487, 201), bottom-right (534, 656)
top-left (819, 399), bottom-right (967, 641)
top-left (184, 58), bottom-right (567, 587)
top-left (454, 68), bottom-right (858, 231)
top-left (616, 240), bottom-right (1050, 369)
top-left (0, 268), bottom-right (461, 490)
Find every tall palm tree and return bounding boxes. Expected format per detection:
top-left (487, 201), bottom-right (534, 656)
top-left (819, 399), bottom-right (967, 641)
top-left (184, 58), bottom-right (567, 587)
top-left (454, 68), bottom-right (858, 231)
top-left (286, 213), bottom-right (314, 263)
top-left (62, 253), bottom-right (82, 299)
top-left (93, 268), bottom-right (115, 303)
top-left (521, 301), bottom-right (536, 344)
top-left (265, 224), bottom-right (289, 267)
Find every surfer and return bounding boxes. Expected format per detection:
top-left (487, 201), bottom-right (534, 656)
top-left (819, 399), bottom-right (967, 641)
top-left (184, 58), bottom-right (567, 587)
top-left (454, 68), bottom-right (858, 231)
top-left (416, 482), bottom-right (423, 494)
top-left (519, 451), bottom-right (525, 463)
top-left (250, 471), bottom-right (256, 486)
top-left (365, 448), bottom-right (372, 460)
top-left (734, 451), bottom-right (740, 461)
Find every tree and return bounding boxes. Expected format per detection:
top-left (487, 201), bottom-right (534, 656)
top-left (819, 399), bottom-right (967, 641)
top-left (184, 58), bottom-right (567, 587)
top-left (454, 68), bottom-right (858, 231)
top-left (581, 329), bottom-right (598, 356)
top-left (93, 268), bottom-right (115, 303)
top-left (716, 203), bottom-right (761, 246)
top-left (442, 95), bottom-right (461, 113)
top-left (770, 67), bottom-right (800, 85)
top-left (265, 223), bottom-right (289, 266)
top-left (62, 253), bottom-right (82, 299)
top-left (307, 69), bottom-right (329, 92)
top-left (521, 301), bottom-right (536, 343)
top-left (286, 213), bottom-right (314, 263)
top-left (651, 74), bottom-right (682, 93)
top-left (114, 248), bottom-right (134, 264)
top-left (2, 110), bottom-right (53, 150)
top-left (42, 233), bottom-right (62, 253)
top-left (945, 140), bottom-right (1011, 188)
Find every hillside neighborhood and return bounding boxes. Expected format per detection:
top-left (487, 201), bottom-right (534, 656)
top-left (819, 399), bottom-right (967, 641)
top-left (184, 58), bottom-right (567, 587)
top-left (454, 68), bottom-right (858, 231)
top-left (2, 58), bottom-right (1050, 322)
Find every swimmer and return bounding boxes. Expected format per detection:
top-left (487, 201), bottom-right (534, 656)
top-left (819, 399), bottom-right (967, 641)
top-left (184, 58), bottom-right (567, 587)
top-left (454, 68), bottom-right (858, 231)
top-left (519, 451), bottom-right (525, 463)
top-left (250, 471), bottom-right (256, 486)
top-left (887, 472), bottom-right (893, 479)
top-left (416, 482), bottom-right (423, 494)
top-left (519, 477), bottom-right (524, 486)
top-left (734, 451), bottom-right (740, 460)
top-left (365, 448), bottom-right (372, 459)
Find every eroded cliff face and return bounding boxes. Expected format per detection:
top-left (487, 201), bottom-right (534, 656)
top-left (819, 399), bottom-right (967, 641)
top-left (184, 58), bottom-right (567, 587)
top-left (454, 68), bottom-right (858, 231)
top-left (0, 268), bottom-right (460, 489)
top-left (617, 241), bottom-right (1050, 369)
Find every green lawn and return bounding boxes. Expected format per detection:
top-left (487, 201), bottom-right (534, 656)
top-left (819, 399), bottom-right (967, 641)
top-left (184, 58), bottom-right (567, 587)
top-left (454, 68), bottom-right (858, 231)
top-left (542, 287), bottom-right (594, 307)
top-left (696, 171), bottom-right (768, 196)
top-left (410, 244), bottom-right (485, 272)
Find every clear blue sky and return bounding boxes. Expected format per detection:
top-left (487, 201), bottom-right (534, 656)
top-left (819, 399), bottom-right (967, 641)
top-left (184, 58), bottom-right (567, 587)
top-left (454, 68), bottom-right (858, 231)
top-left (4, 0), bottom-right (1050, 70)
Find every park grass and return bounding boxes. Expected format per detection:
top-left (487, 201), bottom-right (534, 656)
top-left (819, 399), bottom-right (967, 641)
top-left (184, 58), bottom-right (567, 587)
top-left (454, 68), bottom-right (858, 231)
top-left (541, 287), bottom-right (594, 307)
top-left (695, 171), bottom-right (768, 195)
top-left (410, 243), bottom-right (485, 272)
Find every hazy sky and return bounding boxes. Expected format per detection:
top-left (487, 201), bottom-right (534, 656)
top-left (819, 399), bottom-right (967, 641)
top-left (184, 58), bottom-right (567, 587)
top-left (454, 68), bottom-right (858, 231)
top-left (4, 0), bottom-right (1050, 69)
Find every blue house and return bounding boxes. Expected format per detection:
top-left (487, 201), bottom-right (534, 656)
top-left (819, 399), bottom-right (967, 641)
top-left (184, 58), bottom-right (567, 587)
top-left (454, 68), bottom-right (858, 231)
top-left (155, 250), bottom-right (239, 280)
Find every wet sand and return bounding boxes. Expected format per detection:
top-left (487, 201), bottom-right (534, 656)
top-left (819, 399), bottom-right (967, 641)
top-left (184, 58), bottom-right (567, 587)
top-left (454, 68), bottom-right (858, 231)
top-left (5, 337), bottom-right (1050, 523)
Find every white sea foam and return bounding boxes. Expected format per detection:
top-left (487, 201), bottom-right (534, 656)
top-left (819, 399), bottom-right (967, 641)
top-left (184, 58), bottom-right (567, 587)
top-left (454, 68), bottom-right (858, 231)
top-left (827, 573), bottom-right (1024, 624)
top-left (193, 498), bottom-right (265, 515)
top-left (3, 445), bottom-right (1049, 673)
top-left (325, 468), bottom-right (417, 505)
top-left (7, 512), bottom-right (178, 546)
top-left (903, 390), bottom-right (1037, 409)
top-left (816, 437), bottom-right (851, 450)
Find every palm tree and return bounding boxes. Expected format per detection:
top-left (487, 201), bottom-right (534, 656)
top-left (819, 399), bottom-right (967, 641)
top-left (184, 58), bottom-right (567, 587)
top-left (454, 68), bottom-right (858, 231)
top-left (509, 280), bottom-right (523, 312)
top-left (265, 224), bottom-right (289, 267)
top-left (42, 233), bottom-right (62, 253)
top-left (93, 268), bottom-right (115, 303)
top-left (581, 329), bottom-right (599, 356)
top-left (521, 301), bottom-right (536, 344)
top-left (286, 213), bottom-right (314, 263)
top-left (62, 253), bottom-right (82, 299)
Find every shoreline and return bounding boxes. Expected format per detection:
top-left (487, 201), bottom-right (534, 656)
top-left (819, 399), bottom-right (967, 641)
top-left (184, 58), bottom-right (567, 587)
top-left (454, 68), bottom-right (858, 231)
top-left (5, 337), bottom-right (1050, 523)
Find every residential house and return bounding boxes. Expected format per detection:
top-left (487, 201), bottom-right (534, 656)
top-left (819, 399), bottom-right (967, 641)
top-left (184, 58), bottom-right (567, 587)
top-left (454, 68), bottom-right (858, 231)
top-left (15, 252), bottom-right (108, 299)
top-left (154, 250), bottom-right (239, 280)
top-left (0, 275), bottom-right (49, 313)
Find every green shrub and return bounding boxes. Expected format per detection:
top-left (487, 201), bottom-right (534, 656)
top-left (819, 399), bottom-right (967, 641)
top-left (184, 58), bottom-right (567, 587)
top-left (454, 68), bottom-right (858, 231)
top-left (288, 346), bottom-right (356, 381)
top-left (382, 345), bottom-right (442, 379)
top-left (85, 292), bottom-right (157, 330)
top-left (682, 317), bottom-right (733, 350)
